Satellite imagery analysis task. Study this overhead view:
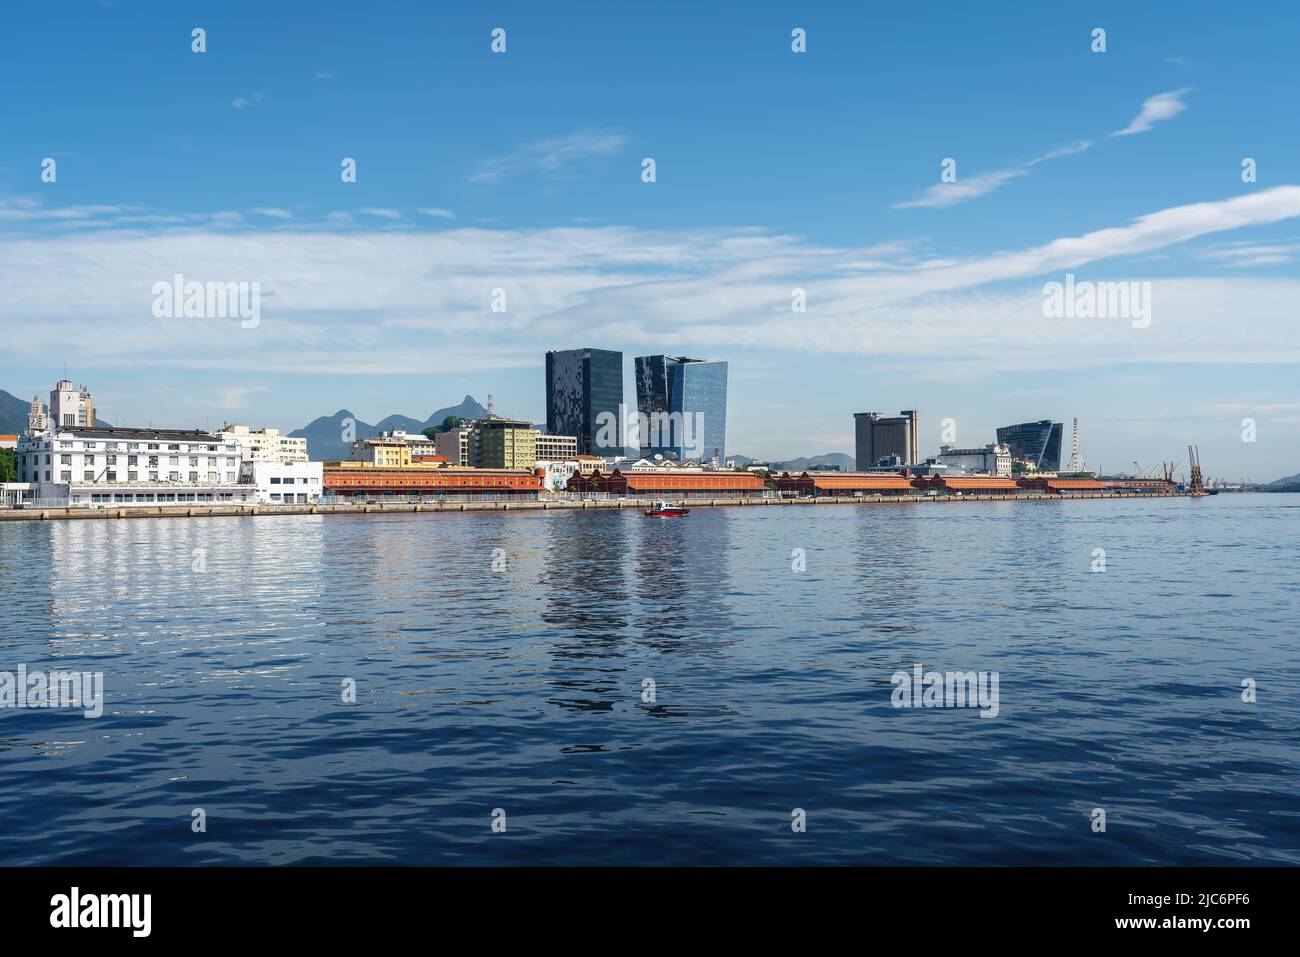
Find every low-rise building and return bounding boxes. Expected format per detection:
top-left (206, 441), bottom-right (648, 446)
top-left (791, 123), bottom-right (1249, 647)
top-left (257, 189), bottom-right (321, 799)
top-left (936, 443), bottom-right (1012, 477)
top-left (219, 425), bottom-right (308, 462)
top-left (16, 425), bottom-right (253, 506)
top-left (323, 461), bottom-right (541, 498)
top-left (770, 471), bottom-right (916, 497)
top-left (351, 434), bottom-right (416, 468)
top-left (568, 468), bottom-right (766, 497)
top-left (910, 474), bottom-right (1019, 496)
top-left (241, 460), bottom-right (324, 504)
top-left (0, 434), bottom-right (17, 450)
top-left (1016, 477), bottom-right (1104, 494)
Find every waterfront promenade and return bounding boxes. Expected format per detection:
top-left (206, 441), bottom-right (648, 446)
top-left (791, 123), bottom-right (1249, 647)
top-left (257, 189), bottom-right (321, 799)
top-left (0, 490), bottom-right (1186, 522)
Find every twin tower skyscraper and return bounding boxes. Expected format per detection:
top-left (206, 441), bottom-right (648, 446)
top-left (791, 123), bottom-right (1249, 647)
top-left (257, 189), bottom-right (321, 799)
top-left (544, 348), bottom-right (728, 463)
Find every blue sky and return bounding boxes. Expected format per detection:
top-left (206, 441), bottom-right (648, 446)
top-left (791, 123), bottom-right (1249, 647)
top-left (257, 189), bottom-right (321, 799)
top-left (2, 0), bottom-right (1298, 480)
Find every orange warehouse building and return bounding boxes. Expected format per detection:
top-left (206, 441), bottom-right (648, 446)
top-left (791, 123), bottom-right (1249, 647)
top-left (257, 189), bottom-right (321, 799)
top-left (1017, 477), bottom-right (1106, 493)
top-left (911, 475), bottom-right (1020, 495)
top-left (568, 469), bottom-right (766, 497)
top-left (323, 464), bottom-right (541, 497)
top-left (770, 471), bottom-right (916, 496)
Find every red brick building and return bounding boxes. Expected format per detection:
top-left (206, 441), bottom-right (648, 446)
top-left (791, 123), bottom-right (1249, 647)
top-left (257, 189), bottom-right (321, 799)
top-left (769, 471), bottom-right (916, 496)
top-left (910, 475), bottom-right (1020, 495)
top-left (567, 469), bottom-right (766, 497)
top-left (324, 465), bottom-right (541, 497)
top-left (1016, 477), bottom-right (1106, 493)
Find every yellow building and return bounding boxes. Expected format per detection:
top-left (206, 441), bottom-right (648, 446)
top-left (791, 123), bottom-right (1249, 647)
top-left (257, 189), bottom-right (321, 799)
top-left (473, 418), bottom-right (537, 469)
top-left (348, 438), bottom-right (414, 467)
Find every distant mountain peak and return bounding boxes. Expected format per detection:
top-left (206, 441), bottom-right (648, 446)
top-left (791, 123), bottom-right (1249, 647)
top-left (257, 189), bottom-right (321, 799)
top-left (288, 395), bottom-right (488, 460)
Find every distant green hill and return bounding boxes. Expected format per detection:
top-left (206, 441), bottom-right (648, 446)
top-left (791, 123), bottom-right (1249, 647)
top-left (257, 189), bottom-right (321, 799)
top-left (0, 390), bottom-right (29, 434)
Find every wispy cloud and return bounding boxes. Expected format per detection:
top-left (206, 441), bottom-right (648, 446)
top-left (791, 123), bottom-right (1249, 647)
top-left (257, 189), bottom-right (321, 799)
top-left (252, 208), bottom-right (294, 220)
top-left (232, 93), bottom-right (264, 109)
top-left (358, 208), bottom-right (402, 220)
top-left (892, 141), bottom-right (1091, 209)
top-left (468, 129), bottom-right (629, 184)
top-left (1197, 241), bottom-right (1299, 267)
top-left (5, 188), bottom-right (1300, 380)
top-left (1112, 88), bottom-right (1191, 137)
top-left (419, 208), bottom-right (456, 220)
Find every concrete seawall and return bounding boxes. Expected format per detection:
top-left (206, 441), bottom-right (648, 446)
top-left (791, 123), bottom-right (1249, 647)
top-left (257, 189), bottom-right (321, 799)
top-left (0, 492), bottom-right (1187, 522)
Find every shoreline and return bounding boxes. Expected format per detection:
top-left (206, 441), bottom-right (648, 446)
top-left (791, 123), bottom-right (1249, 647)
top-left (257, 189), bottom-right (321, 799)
top-left (0, 491), bottom-right (1189, 522)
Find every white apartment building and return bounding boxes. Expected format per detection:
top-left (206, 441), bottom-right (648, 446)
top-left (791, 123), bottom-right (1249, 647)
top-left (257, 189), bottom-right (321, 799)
top-left (219, 425), bottom-right (308, 462)
top-left (240, 460), bottom-right (323, 504)
top-left (936, 443), bottom-right (1013, 478)
top-left (16, 425), bottom-right (254, 506)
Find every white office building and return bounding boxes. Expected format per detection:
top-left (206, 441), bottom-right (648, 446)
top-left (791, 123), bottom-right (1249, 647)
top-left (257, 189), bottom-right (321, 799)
top-left (240, 460), bottom-right (323, 504)
top-left (16, 425), bottom-right (254, 506)
top-left (936, 443), bottom-right (1013, 478)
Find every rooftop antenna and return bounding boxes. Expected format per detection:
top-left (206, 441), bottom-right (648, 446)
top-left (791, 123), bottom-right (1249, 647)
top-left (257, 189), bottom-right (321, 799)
top-left (487, 393), bottom-right (494, 417)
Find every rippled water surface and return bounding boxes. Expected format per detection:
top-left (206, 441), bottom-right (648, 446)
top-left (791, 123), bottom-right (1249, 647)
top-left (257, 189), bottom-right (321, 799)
top-left (1, 494), bottom-right (1297, 865)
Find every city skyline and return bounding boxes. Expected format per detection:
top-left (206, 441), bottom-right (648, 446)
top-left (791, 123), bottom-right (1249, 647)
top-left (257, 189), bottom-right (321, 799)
top-left (2, 2), bottom-right (1298, 479)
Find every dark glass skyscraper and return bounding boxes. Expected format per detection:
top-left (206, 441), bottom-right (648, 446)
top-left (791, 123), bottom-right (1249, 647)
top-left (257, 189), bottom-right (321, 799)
top-left (634, 355), bottom-right (728, 462)
top-left (545, 348), bottom-right (624, 456)
top-left (996, 420), bottom-right (1064, 470)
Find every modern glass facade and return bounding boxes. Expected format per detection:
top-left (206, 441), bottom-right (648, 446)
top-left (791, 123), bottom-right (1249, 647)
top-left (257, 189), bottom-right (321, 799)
top-left (996, 420), bottom-right (1063, 470)
top-left (634, 355), bottom-right (728, 462)
top-left (545, 348), bottom-right (624, 456)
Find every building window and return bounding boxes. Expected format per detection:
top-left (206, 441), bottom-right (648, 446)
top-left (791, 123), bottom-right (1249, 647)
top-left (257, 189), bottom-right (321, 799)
top-left (83, 471), bottom-right (94, 482)
top-left (128, 471), bottom-right (138, 482)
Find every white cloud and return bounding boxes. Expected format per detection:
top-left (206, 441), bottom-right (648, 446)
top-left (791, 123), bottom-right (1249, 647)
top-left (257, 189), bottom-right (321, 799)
top-left (358, 208), bottom-right (402, 220)
top-left (893, 141), bottom-right (1091, 209)
top-left (1112, 89), bottom-right (1191, 137)
top-left (231, 93), bottom-right (264, 109)
top-left (3, 188), bottom-right (1300, 378)
top-left (419, 208), bottom-right (456, 220)
top-left (252, 208), bottom-right (295, 220)
top-left (469, 129), bottom-right (629, 184)
top-left (1196, 241), bottom-right (1299, 268)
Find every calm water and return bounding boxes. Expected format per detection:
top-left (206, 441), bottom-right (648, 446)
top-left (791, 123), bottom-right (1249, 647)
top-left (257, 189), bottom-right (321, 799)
top-left (1, 495), bottom-right (1297, 866)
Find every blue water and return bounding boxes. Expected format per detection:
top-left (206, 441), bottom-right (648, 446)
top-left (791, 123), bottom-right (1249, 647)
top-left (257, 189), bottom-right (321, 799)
top-left (1, 494), bottom-right (1297, 865)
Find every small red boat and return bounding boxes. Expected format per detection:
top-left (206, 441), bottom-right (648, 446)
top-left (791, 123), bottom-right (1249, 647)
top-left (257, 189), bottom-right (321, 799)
top-left (645, 500), bottom-right (690, 517)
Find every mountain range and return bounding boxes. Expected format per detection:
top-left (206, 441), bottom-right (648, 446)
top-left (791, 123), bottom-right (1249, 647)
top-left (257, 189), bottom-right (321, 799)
top-left (287, 395), bottom-right (488, 460)
top-left (764, 452), bottom-right (856, 472)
